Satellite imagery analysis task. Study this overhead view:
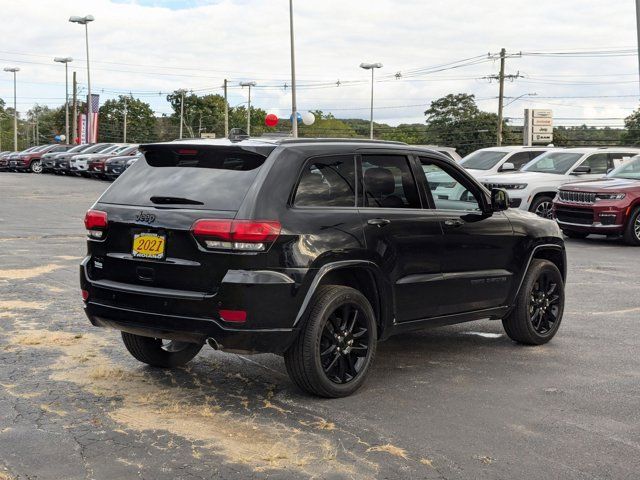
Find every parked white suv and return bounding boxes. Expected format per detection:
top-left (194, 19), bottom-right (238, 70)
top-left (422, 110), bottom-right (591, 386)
top-left (432, 146), bottom-right (554, 200)
top-left (460, 146), bottom-right (556, 176)
top-left (479, 147), bottom-right (640, 218)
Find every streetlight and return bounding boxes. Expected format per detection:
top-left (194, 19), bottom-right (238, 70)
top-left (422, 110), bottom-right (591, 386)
top-left (3, 67), bottom-right (20, 150)
top-left (503, 92), bottom-right (537, 108)
top-left (54, 57), bottom-right (73, 143)
top-left (239, 81), bottom-right (256, 136)
top-left (69, 14), bottom-right (94, 143)
top-left (360, 62), bottom-right (383, 139)
top-left (289, 0), bottom-right (298, 138)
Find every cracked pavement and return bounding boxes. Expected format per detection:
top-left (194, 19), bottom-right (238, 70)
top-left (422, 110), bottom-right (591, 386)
top-left (1, 173), bottom-right (639, 479)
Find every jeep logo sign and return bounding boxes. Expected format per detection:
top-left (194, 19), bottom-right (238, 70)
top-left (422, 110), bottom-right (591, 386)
top-left (135, 211), bottom-right (156, 224)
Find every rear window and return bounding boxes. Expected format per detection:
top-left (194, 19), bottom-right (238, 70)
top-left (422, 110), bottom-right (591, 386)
top-left (99, 146), bottom-right (274, 211)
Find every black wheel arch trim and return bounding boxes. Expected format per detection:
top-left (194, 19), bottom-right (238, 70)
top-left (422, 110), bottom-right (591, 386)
top-left (292, 260), bottom-right (393, 336)
top-left (513, 243), bottom-right (566, 300)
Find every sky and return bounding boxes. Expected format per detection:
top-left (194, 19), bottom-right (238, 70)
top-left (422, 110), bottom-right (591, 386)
top-left (0, 0), bottom-right (639, 129)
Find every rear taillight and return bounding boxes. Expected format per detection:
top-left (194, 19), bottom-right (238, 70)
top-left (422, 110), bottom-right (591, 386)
top-left (192, 219), bottom-right (281, 252)
top-left (84, 210), bottom-right (108, 239)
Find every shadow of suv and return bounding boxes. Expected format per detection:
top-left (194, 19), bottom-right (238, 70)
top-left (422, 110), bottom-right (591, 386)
top-left (80, 138), bottom-right (567, 397)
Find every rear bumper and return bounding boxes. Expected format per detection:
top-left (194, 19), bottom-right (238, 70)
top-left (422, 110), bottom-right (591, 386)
top-left (84, 301), bottom-right (296, 353)
top-left (80, 257), bottom-right (307, 354)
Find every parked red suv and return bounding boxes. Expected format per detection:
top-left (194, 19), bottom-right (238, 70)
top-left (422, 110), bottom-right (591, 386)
top-left (11, 144), bottom-right (71, 173)
top-left (553, 155), bottom-right (640, 245)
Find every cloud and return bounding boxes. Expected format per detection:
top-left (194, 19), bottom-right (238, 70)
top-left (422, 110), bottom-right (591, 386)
top-left (0, 0), bottom-right (638, 128)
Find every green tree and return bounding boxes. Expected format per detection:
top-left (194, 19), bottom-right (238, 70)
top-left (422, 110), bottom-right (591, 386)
top-left (622, 109), bottom-right (640, 146)
top-left (98, 96), bottom-right (156, 143)
top-left (27, 104), bottom-right (65, 144)
top-left (228, 105), bottom-right (268, 137)
top-left (167, 91), bottom-right (234, 138)
top-left (424, 93), bottom-right (507, 156)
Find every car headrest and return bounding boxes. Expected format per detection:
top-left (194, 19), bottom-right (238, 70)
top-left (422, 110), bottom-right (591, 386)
top-left (364, 167), bottom-right (395, 196)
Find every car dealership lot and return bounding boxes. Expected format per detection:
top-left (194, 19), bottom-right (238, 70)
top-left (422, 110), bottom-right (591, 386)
top-left (1, 173), bottom-right (639, 480)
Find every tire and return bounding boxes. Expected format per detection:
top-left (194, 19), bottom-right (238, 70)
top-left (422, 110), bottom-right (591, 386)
top-left (284, 285), bottom-right (377, 398)
top-left (562, 230), bottom-right (589, 240)
top-left (121, 332), bottom-right (203, 368)
top-left (623, 207), bottom-right (640, 246)
top-left (502, 259), bottom-right (564, 345)
top-left (529, 195), bottom-right (555, 219)
top-left (30, 160), bottom-right (43, 174)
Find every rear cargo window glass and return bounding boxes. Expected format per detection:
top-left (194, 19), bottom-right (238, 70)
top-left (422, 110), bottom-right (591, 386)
top-left (294, 155), bottom-right (356, 207)
top-left (99, 146), bottom-right (274, 211)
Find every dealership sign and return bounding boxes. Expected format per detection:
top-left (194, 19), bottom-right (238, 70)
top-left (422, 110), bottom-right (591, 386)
top-left (523, 109), bottom-right (553, 146)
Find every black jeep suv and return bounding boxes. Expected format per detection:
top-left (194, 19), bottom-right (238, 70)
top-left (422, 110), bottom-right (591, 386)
top-left (80, 138), bottom-right (566, 397)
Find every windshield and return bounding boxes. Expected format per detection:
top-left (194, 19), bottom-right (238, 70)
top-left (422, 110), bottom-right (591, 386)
top-left (523, 152), bottom-right (583, 174)
top-left (460, 150), bottom-right (508, 170)
top-left (608, 156), bottom-right (640, 180)
top-left (68, 144), bottom-right (92, 153)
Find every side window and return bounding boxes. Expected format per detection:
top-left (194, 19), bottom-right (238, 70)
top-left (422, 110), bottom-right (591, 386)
top-left (420, 158), bottom-right (482, 212)
top-left (580, 153), bottom-right (609, 174)
top-left (507, 152), bottom-right (533, 170)
top-left (609, 152), bottom-right (637, 169)
top-left (294, 155), bottom-right (356, 207)
top-left (528, 151), bottom-right (546, 161)
top-left (361, 155), bottom-right (421, 208)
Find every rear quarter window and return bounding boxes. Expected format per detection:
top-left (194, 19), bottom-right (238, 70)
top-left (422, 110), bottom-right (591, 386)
top-left (99, 146), bottom-right (274, 211)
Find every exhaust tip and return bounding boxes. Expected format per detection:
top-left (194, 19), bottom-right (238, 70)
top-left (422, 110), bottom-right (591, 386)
top-left (206, 337), bottom-right (220, 350)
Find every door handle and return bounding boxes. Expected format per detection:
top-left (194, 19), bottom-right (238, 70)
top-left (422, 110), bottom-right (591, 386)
top-left (443, 218), bottom-right (464, 227)
top-left (368, 218), bottom-right (391, 227)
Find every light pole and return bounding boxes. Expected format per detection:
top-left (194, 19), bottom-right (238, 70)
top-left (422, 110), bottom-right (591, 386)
top-left (177, 89), bottom-right (186, 139)
top-left (289, 0), bottom-right (298, 138)
top-left (3, 67), bottom-right (20, 150)
top-left (239, 81), bottom-right (256, 136)
top-left (54, 57), bottom-right (73, 143)
top-left (69, 15), bottom-right (94, 143)
top-left (360, 62), bottom-right (383, 139)
top-left (636, 0), bottom-right (640, 98)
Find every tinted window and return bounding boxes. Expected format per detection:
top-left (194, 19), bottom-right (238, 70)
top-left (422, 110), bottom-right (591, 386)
top-left (294, 155), bottom-right (356, 207)
top-left (523, 152), bottom-right (583, 174)
top-left (421, 159), bottom-right (481, 211)
top-left (460, 150), bottom-right (508, 170)
top-left (100, 146), bottom-right (274, 211)
top-left (362, 155), bottom-right (420, 208)
top-left (580, 153), bottom-right (608, 174)
top-left (506, 152), bottom-right (533, 170)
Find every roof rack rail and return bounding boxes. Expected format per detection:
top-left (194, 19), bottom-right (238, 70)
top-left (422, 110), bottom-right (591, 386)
top-left (275, 138), bottom-right (408, 145)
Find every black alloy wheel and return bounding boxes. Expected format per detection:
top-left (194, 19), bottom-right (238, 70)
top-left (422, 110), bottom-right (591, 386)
top-left (285, 285), bottom-right (377, 398)
top-left (319, 303), bottom-right (370, 384)
top-left (528, 272), bottom-right (561, 335)
top-left (502, 259), bottom-right (564, 345)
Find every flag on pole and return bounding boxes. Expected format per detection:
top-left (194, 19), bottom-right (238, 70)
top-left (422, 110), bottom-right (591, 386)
top-left (86, 94), bottom-right (100, 143)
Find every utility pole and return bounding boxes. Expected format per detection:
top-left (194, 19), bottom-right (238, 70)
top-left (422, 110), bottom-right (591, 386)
top-left (224, 79), bottom-right (229, 138)
top-left (289, 0), bottom-right (298, 138)
top-left (198, 113), bottom-right (202, 138)
top-left (636, 0), bottom-right (640, 98)
top-left (497, 48), bottom-right (506, 147)
top-left (35, 112), bottom-right (39, 146)
top-left (485, 49), bottom-right (521, 146)
top-left (123, 96), bottom-right (128, 143)
top-left (72, 71), bottom-right (78, 144)
top-left (239, 81), bottom-right (256, 136)
top-left (179, 89), bottom-right (185, 139)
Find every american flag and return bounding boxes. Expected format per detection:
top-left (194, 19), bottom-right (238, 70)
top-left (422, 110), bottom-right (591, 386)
top-left (86, 94), bottom-right (100, 143)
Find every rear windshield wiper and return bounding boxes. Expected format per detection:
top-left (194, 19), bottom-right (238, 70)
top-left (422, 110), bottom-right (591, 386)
top-left (150, 196), bottom-right (204, 205)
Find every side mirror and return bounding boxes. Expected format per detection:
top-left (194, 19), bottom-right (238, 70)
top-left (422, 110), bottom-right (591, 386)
top-left (491, 188), bottom-right (509, 212)
top-left (572, 165), bottom-right (591, 175)
top-left (500, 162), bottom-right (516, 172)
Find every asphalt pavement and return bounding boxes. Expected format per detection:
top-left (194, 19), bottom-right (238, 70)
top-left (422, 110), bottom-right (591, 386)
top-left (1, 173), bottom-right (639, 480)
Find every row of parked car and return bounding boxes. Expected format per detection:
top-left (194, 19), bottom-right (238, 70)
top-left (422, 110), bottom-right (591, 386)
top-left (441, 145), bottom-right (640, 245)
top-left (0, 142), bottom-right (141, 180)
